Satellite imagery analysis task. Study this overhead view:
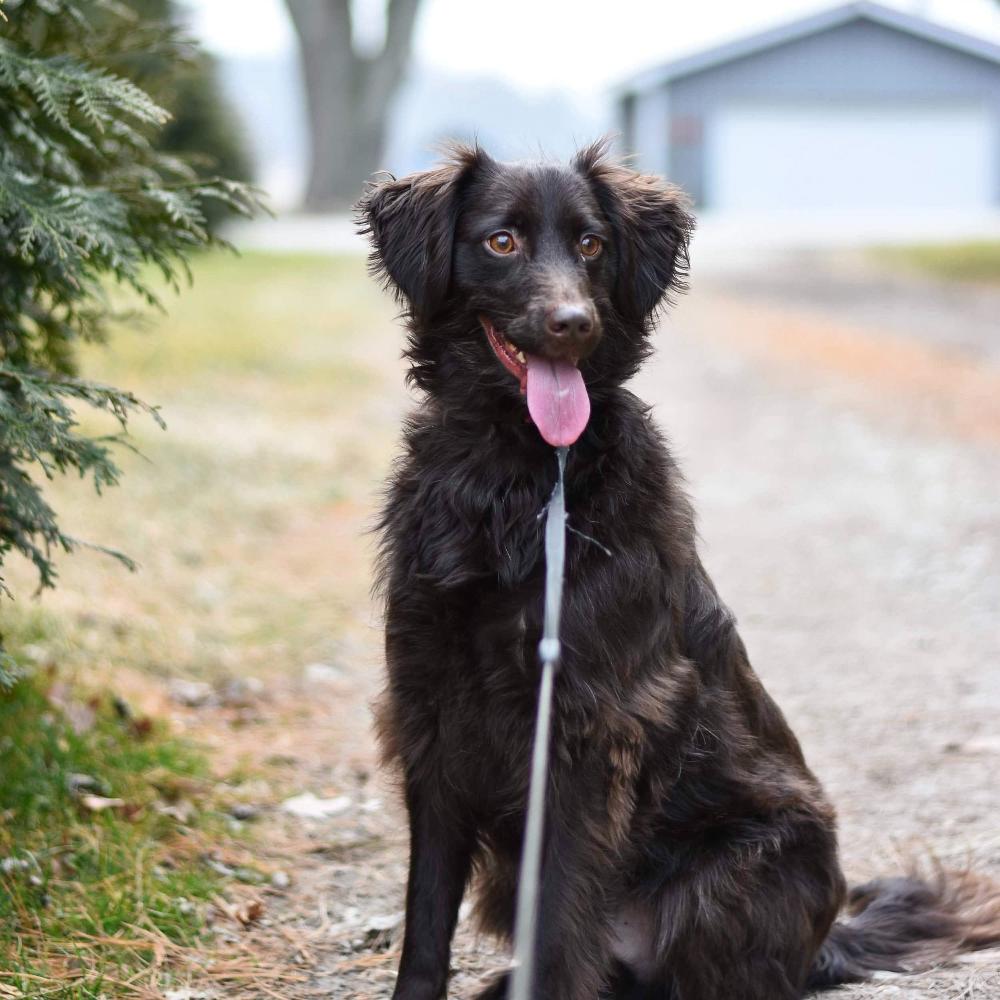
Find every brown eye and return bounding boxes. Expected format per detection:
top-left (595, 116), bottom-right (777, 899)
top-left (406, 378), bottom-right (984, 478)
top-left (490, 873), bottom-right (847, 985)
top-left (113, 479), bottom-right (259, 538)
top-left (486, 231), bottom-right (516, 255)
top-left (579, 234), bottom-right (602, 258)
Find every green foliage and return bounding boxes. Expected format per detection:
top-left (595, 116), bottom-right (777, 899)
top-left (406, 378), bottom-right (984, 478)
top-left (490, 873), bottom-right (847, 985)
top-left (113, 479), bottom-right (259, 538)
top-left (0, 0), bottom-right (260, 680)
top-left (109, 0), bottom-right (255, 227)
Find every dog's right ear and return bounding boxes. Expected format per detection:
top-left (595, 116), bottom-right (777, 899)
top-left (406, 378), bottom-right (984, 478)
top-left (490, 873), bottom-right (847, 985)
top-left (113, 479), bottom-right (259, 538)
top-left (575, 139), bottom-right (695, 326)
top-left (356, 145), bottom-right (488, 321)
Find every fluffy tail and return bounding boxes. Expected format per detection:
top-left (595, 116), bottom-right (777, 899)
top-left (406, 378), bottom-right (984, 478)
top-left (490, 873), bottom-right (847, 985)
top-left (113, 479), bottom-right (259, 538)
top-left (807, 868), bottom-right (1000, 990)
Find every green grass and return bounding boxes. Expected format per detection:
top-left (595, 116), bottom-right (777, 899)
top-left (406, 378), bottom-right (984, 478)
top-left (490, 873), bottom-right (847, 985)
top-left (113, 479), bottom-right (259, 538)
top-left (0, 650), bottom-right (222, 997)
top-left (873, 240), bottom-right (1000, 283)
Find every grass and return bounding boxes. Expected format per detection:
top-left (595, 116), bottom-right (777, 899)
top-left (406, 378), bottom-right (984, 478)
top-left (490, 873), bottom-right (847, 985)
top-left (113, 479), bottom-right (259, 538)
top-left (0, 249), bottom-right (401, 996)
top-left (2, 250), bottom-right (398, 681)
top-left (872, 240), bottom-right (1000, 283)
top-left (0, 637), bottom-right (221, 997)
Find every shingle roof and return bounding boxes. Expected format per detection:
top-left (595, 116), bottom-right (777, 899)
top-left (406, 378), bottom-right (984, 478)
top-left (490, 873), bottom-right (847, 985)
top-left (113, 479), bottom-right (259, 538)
top-left (616, 1), bottom-right (1000, 96)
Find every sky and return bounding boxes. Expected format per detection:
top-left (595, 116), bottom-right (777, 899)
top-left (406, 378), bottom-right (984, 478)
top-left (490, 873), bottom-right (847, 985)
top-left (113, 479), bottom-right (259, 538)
top-left (184, 0), bottom-right (1000, 94)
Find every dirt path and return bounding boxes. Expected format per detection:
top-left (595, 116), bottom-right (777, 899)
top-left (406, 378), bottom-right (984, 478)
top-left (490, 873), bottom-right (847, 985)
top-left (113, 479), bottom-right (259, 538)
top-left (191, 271), bottom-right (1000, 999)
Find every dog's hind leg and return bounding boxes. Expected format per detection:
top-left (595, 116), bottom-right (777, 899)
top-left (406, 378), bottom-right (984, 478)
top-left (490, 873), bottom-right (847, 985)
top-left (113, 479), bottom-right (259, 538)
top-left (643, 816), bottom-right (844, 1000)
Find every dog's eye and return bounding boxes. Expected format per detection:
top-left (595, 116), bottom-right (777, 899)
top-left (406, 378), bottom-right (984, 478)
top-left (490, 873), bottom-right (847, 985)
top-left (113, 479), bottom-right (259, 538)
top-left (579, 235), bottom-right (603, 259)
top-left (486, 231), bottom-right (517, 256)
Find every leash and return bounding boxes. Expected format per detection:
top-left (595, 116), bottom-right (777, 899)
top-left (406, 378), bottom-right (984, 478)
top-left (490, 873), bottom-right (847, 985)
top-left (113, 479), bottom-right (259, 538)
top-left (509, 445), bottom-right (569, 1000)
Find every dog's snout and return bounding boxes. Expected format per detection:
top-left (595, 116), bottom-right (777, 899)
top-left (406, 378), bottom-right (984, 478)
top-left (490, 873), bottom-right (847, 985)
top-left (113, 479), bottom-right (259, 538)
top-left (546, 304), bottom-right (593, 341)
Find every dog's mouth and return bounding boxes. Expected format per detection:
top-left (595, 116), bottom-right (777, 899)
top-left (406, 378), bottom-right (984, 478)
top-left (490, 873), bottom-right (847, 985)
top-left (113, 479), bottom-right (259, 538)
top-left (484, 321), bottom-right (528, 390)
top-left (480, 317), bottom-right (591, 448)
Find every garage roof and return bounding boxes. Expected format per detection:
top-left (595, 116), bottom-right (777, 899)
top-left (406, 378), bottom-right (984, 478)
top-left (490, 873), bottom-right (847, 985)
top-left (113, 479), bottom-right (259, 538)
top-left (617, 1), bottom-right (1000, 96)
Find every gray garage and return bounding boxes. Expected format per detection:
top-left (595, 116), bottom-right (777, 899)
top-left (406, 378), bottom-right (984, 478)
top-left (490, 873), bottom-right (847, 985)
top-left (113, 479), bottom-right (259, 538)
top-left (616, 1), bottom-right (1000, 211)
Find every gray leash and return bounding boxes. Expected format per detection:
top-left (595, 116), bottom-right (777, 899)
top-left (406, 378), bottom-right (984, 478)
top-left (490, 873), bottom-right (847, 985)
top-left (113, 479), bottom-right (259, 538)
top-left (509, 445), bottom-right (569, 1000)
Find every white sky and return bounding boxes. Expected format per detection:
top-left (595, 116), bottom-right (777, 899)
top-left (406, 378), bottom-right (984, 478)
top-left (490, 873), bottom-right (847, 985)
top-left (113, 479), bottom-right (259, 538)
top-left (184, 0), bottom-right (1000, 95)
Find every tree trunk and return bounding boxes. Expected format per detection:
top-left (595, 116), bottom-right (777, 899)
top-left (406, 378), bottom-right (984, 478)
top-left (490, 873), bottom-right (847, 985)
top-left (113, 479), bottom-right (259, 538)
top-left (286, 0), bottom-right (420, 210)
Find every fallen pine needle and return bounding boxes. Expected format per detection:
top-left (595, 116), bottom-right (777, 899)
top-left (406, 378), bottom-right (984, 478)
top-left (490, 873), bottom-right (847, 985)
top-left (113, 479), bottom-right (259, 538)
top-left (333, 948), bottom-right (400, 971)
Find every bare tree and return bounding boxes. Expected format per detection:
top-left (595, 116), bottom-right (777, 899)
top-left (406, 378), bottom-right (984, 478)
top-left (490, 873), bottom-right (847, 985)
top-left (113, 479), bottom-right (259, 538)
top-left (286, 0), bottom-right (421, 210)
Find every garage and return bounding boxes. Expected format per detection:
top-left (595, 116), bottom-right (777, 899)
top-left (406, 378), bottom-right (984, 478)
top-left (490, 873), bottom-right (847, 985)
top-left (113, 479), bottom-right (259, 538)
top-left (707, 104), bottom-right (996, 212)
top-left (617, 2), bottom-right (1000, 211)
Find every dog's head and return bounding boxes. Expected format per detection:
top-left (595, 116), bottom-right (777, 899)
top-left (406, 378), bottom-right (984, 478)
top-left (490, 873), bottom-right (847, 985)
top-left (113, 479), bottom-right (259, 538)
top-left (357, 141), bottom-right (694, 445)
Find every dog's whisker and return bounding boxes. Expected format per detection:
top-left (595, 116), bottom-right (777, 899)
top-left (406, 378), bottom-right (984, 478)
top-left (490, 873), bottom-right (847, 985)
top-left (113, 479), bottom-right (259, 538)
top-left (566, 522), bottom-right (612, 557)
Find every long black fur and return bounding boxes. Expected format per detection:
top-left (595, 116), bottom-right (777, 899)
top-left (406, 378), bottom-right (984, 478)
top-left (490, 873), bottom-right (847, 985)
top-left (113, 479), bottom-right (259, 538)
top-left (356, 141), bottom-right (1000, 1000)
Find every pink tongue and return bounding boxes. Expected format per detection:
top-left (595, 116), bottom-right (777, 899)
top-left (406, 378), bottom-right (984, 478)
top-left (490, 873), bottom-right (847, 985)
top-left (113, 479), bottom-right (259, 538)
top-left (525, 354), bottom-right (591, 447)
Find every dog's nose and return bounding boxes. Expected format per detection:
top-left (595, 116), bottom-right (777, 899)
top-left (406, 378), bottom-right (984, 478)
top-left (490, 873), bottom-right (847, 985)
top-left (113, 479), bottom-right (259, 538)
top-left (546, 304), bottom-right (593, 341)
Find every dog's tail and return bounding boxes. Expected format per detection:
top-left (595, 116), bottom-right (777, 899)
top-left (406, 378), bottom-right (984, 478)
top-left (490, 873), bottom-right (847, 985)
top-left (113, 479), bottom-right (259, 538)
top-left (807, 867), bottom-right (1000, 990)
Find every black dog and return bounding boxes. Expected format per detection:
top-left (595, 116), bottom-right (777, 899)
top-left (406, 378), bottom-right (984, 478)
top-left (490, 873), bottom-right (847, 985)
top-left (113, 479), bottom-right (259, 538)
top-left (357, 142), bottom-right (999, 1000)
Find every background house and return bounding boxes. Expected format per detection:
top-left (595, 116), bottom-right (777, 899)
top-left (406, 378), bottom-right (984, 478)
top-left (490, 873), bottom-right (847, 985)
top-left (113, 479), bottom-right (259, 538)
top-left (617, 1), bottom-right (1000, 212)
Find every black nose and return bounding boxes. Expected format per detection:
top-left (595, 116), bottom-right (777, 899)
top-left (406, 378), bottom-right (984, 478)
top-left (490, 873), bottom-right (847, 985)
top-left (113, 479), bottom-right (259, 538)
top-left (546, 304), bottom-right (593, 341)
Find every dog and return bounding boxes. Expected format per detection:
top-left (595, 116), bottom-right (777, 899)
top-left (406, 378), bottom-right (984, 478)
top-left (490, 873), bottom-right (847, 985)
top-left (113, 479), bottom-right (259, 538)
top-left (357, 141), bottom-right (1000, 999)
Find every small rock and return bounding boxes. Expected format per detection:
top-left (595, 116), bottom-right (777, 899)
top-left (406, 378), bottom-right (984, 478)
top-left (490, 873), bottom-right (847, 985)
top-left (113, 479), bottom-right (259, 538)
top-left (365, 910), bottom-right (404, 950)
top-left (169, 680), bottom-right (214, 708)
top-left (228, 802), bottom-right (259, 821)
top-left (66, 773), bottom-right (101, 794)
top-left (303, 662), bottom-right (345, 685)
top-left (270, 870), bottom-right (291, 890)
top-left (79, 794), bottom-right (125, 813)
top-left (281, 792), bottom-right (351, 819)
top-left (367, 911), bottom-right (404, 933)
top-left (233, 867), bottom-right (267, 885)
top-left (216, 676), bottom-right (264, 708)
top-left (0, 858), bottom-right (30, 875)
top-left (155, 799), bottom-right (196, 824)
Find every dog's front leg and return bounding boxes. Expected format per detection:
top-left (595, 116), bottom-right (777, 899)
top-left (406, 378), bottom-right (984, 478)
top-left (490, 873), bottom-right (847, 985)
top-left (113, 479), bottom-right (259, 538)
top-left (532, 806), bottom-right (615, 999)
top-left (477, 781), bottom-right (617, 1000)
top-left (392, 781), bottom-right (474, 1000)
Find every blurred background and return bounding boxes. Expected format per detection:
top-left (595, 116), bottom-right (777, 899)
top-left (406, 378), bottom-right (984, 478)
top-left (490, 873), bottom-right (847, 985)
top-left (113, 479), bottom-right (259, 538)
top-left (2, 1), bottom-right (999, 997)
top-left (189, 0), bottom-right (1000, 214)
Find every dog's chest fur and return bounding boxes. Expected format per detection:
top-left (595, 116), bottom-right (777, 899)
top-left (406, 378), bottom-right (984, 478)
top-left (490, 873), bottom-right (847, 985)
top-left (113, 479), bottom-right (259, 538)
top-left (376, 396), bottom-right (703, 833)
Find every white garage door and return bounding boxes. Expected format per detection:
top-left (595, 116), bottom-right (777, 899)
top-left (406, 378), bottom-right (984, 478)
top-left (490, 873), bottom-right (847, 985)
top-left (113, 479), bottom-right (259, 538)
top-left (707, 104), bottom-right (996, 211)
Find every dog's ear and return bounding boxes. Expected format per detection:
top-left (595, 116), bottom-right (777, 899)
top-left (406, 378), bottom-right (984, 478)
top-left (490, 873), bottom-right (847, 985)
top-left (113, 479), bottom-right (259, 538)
top-left (575, 140), bottom-right (695, 325)
top-left (356, 144), bottom-right (488, 321)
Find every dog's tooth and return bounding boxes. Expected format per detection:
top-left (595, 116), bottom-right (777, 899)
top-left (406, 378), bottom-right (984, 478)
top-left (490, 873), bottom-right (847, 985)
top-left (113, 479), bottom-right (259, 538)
top-left (515, 350), bottom-right (526, 363)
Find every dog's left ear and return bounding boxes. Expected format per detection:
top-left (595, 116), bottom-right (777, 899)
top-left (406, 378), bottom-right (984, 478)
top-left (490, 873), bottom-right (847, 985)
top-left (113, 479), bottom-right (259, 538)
top-left (575, 141), bottom-right (695, 326)
top-left (356, 144), bottom-right (488, 321)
